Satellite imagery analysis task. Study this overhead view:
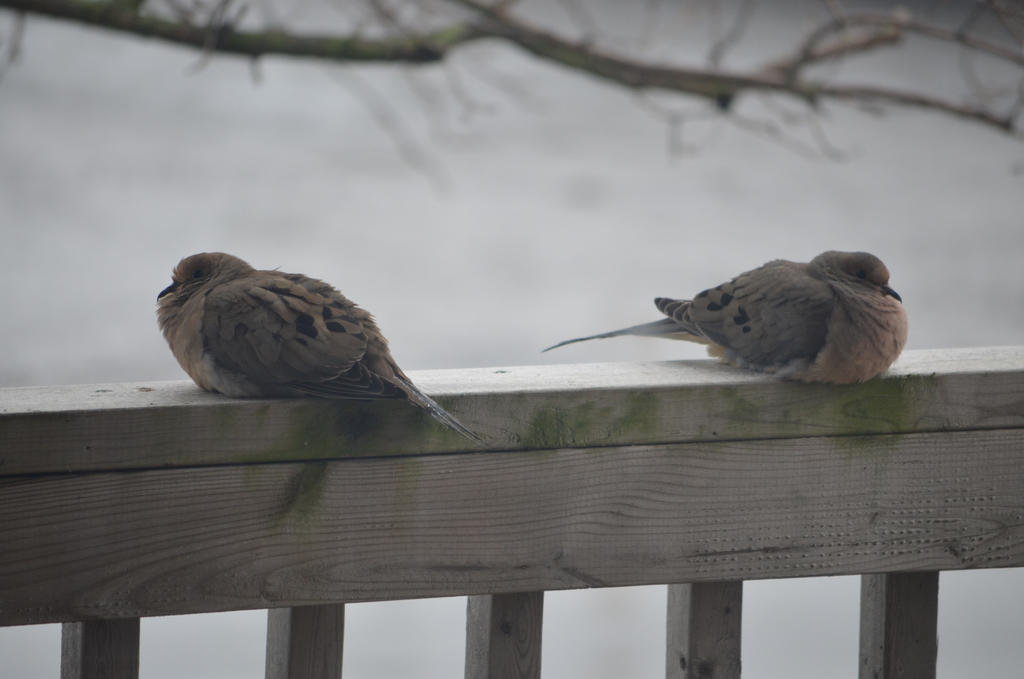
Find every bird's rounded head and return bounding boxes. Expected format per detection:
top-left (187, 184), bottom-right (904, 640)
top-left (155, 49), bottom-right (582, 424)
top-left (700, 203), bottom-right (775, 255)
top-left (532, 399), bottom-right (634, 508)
top-left (811, 250), bottom-right (902, 303)
top-left (158, 252), bottom-right (254, 303)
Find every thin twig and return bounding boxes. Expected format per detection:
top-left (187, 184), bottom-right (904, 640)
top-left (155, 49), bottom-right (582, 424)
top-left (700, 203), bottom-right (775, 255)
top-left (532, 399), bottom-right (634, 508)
top-left (804, 105), bottom-right (849, 161)
top-left (958, 44), bottom-right (1012, 105)
top-left (247, 55), bottom-right (262, 84)
top-left (637, 0), bottom-right (667, 48)
top-left (555, 0), bottom-right (596, 41)
top-left (762, 28), bottom-right (903, 79)
top-left (988, 0), bottom-right (1024, 46)
top-left (956, 1), bottom-right (989, 39)
top-left (188, 0), bottom-right (238, 73)
top-left (635, 94), bottom-right (727, 158)
top-left (821, 0), bottom-right (842, 21)
top-left (728, 110), bottom-right (826, 160)
top-left (707, 0), bottom-right (756, 69)
top-left (459, 51), bottom-right (547, 114)
top-left (1008, 73), bottom-right (1024, 121)
top-left (0, 9), bottom-right (24, 84)
top-left (818, 82), bottom-right (1017, 132)
top-left (440, 60), bottom-right (496, 120)
top-left (327, 67), bottom-right (453, 192)
top-left (794, 9), bottom-right (1024, 75)
top-left (163, 0), bottom-right (196, 24)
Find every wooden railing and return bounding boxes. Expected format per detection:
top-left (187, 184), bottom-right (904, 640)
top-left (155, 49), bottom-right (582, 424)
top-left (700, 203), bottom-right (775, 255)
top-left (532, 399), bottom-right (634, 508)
top-left (2, 346), bottom-right (1023, 679)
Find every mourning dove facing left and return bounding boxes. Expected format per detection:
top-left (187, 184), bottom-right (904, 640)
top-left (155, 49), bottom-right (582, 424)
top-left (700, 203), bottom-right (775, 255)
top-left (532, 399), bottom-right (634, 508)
top-left (157, 252), bottom-right (479, 440)
top-left (544, 251), bottom-right (907, 384)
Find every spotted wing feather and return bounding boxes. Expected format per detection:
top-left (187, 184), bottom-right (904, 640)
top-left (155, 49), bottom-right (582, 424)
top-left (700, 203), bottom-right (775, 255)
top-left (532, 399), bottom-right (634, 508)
top-left (201, 274), bottom-right (391, 396)
top-left (665, 260), bottom-right (835, 369)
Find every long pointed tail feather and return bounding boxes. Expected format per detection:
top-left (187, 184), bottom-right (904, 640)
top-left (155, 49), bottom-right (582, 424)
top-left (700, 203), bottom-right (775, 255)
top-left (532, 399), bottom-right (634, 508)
top-left (399, 378), bottom-right (482, 442)
top-left (542, 318), bottom-right (699, 352)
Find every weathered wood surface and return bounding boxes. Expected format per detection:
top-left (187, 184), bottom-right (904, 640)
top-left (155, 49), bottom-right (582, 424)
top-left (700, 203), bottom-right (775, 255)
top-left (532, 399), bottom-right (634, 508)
top-left (3, 426), bottom-right (1022, 626)
top-left (465, 593), bottom-right (543, 679)
top-left (666, 582), bottom-right (742, 679)
top-left (265, 604), bottom-right (345, 679)
top-left (859, 572), bottom-right (939, 679)
top-left (3, 347), bottom-right (1023, 627)
top-left (2, 347), bottom-right (1023, 475)
top-left (60, 619), bottom-right (140, 679)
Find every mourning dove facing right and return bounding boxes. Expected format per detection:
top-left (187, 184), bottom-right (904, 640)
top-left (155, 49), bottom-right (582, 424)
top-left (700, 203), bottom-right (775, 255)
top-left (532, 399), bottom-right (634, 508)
top-left (157, 252), bottom-right (479, 440)
top-left (545, 251), bottom-right (907, 384)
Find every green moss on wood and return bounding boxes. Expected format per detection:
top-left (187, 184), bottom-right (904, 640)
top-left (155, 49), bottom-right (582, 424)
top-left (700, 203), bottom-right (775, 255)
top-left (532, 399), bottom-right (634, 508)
top-left (276, 461), bottom-right (328, 525)
top-left (687, 374), bottom-right (935, 443)
top-left (265, 401), bottom-right (405, 460)
top-left (617, 391), bottom-right (660, 438)
top-left (830, 374), bottom-right (929, 434)
top-left (520, 400), bottom-right (606, 449)
top-left (268, 403), bottom-right (353, 461)
top-left (827, 374), bottom-right (934, 458)
top-left (518, 391), bottom-right (663, 449)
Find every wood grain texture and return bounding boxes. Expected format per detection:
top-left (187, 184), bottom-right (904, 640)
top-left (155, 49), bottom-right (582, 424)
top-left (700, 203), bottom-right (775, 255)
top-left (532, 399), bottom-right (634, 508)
top-left (2, 347), bottom-right (1023, 475)
top-left (666, 582), bottom-right (742, 679)
top-left (265, 605), bottom-right (345, 679)
top-left (3, 427), bottom-right (1022, 626)
top-left (465, 593), bottom-right (543, 679)
top-left (859, 572), bottom-right (939, 679)
top-left (60, 619), bottom-right (139, 679)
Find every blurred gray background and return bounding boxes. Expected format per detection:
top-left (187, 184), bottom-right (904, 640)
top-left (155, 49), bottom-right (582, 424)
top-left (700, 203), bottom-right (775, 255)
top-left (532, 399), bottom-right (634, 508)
top-left (1, 1), bottom-right (1022, 677)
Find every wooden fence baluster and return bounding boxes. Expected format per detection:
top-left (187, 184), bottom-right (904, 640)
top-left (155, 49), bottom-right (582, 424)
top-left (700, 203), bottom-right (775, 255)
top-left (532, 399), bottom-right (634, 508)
top-left (666, 582), bottom-right (742, 679)
top-left (60, 619), bottom-right (140, 679)
top-left (859, 572), bottom-right (939, 679)
top-left (465, 592), bottom-right (543, 679)
top-left (266, 604), bottom-right (345, 679)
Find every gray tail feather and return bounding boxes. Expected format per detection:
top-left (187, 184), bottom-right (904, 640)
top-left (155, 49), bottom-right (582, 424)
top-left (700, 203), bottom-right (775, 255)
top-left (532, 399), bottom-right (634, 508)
top-left (400, 379), bottom-right (482, 442)
top-left (542, 318), bottom-right (696, 352)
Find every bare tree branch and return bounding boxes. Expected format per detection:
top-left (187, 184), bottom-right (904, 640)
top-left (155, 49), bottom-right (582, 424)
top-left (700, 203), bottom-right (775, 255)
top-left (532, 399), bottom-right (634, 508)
top-left (817, 82), bottom-right (1018, 133)
top-left (454, 0), bottom-right (1019, 132)
top-left (0, 0), bottom-right (484, 63)
top-left (793, 10), bottom-right (1024, 75)
top-left (452, 0), bottom-right (790, 106)
top-left (1, 0), bottom-right (1021, 138)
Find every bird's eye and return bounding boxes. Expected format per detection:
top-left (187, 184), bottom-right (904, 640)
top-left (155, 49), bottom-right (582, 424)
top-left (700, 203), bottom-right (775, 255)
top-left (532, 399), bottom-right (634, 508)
top-left (855, 269), bottom-right (867, 279)
top-left (192, 269), bottom-right (205, 279)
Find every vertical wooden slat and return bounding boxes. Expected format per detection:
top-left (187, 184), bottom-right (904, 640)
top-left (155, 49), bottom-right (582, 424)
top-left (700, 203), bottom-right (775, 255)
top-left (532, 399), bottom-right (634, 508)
top-left (465, 592), bottom-right (543, 679)
top-left (666, 582), bottom-right (742, 679)
top-left (859, 572), bottom-right (938, 679)
top-left (60, 619), bottom-right (140, 679)
top-left (266, 604), bottom-right (345, 679)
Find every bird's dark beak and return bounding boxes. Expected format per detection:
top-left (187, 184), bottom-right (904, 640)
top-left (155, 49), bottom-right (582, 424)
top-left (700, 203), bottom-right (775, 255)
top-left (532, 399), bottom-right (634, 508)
top-left (882, 286), bottom-right (902, 303)
top-left (158, 281), bottom-right (178, 300)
